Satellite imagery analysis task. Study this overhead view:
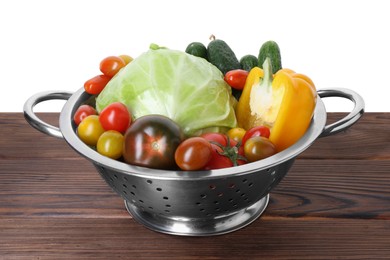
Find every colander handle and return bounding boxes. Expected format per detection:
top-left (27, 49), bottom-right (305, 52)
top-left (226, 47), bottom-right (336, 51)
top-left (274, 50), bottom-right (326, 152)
top-left (23, 91), bottom-right (73, 139)
top-left (318, 88), bottom-right (365, 138)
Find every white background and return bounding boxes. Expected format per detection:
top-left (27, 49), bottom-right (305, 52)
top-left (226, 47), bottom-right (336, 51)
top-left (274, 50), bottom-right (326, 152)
top-left (1, 0), bottom-right (389, 112)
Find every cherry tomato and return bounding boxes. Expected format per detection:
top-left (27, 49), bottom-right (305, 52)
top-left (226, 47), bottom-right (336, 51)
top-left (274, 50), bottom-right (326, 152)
top-left (84, 74), bottom-right (111, 95)
top-left (244, 136), bottom-right (276, 162)
top-left (77, 115), bottom-right (105, 146)
top-left (224, 69), bottom-right (249, 90)
top-left (227, 127), bottom-right (246, 143)
top-left (175, 137), bottom-right (212, 171)
top-left (119, 54), bottom-right (133, 65)
top-left (97, 130), bottom-right (124, 160)
top-left (100, 56), bottom-right (126, 78)
top-left (242, 125), bottom-right (271, 146)
top-left (200, 132), bottom-right (227, 146)
top-left (73, 105), bottom-right (97, 125)
top-left (123, 115), bottom-right (183, 169)
top-left (201, 133), bottom-right (246, 170)
top-left (99, 102), bottom-right (131, 134)
top-left (203, 144), bottom-right (235, 170)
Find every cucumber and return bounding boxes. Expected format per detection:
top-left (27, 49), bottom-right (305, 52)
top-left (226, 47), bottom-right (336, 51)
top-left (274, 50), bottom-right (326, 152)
top-left (185, 42), bottom-right (208, 60)
top-left (240, 54), bottom-right (258, 72)
top-left (258, 40), bottom-right (282, 74)
top-left (207, 39), bottom-right (241, 75)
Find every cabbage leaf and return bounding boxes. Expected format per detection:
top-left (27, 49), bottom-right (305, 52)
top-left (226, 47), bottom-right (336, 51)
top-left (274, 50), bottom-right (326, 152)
top-left (96, 45), bottom-right (237, 136)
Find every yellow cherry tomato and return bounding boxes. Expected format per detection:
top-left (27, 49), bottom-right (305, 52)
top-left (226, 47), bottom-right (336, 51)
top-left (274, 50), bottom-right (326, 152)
top-left (97, 130), bottom-right (124, 159)
top-left (227, 127), bottom-right (246, 143)
top-left (77, 115), bottom-right (105, 146)
top-left (119, 54), bottom-right (133, 65)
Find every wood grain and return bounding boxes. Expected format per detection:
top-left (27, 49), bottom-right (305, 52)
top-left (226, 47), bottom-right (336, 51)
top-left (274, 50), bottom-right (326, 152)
top-left (1, 218), bottom-right (389, 260)
top-left (0, 113), bottom-right (389, 259)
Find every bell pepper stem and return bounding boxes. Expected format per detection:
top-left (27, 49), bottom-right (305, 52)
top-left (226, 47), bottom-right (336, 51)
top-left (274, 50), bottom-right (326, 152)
top-left (260, 57), bottom-right (273, 90)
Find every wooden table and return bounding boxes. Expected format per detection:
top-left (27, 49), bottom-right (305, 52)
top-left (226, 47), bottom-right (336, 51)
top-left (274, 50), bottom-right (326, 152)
top-left (0, 113), bottom-right (389, 259)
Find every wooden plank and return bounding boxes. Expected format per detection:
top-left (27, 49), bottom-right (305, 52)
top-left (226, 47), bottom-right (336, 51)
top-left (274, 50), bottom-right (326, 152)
top-left (0, 217), bottom-right (389, 259)
top-left (0, 157), bottom-right (126, 218)
top-left (300, 112), bottom-right (390, 160)
top-left (271, 160), bottom-right (390, 220)
top-left (0, 113), bottom-right (77, 159)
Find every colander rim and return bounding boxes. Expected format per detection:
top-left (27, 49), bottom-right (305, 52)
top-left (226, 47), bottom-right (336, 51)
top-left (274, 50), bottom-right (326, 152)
top-left (59, 87), bottom-right (327, 180)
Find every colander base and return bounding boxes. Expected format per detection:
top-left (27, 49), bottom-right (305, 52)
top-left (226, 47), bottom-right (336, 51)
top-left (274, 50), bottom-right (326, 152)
top-left (124, 194), bottom-right (269, 236)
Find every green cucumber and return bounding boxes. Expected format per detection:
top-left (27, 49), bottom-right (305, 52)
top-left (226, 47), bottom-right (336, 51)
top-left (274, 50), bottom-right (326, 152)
top-left (240, 54), bottom-right (258, 72)
top-left (258, 40), bottom-right (282, 74)
top-left (185, 42), bottom-right (208, 60)
top-left (207, 38), bottom-right (241, 75)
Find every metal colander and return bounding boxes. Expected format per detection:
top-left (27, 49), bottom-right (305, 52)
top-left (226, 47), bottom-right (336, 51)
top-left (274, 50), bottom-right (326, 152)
top-left (24, 87), bottom-right (364, 236)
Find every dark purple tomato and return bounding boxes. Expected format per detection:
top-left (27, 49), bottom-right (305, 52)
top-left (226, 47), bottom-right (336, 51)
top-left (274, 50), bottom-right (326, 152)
top-left (244, 136), bottom-right (276, 162)
top-left (123, 115), bottom-right (183, 170)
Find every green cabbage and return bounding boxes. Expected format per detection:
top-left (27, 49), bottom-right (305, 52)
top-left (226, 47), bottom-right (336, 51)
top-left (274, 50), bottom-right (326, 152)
top-left (96, 45), bottom-right (237, 136)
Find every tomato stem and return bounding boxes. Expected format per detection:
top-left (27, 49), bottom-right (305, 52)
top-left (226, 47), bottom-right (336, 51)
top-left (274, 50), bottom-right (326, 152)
top-left (210, 137), bottom-right (247, 166)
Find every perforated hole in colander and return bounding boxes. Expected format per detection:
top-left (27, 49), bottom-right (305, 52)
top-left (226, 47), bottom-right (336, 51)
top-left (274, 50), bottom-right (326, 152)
top-left (190, 176), bottom-right (260, 217)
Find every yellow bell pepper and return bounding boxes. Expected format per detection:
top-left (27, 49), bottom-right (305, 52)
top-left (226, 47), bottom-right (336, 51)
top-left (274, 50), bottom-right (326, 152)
top-left (236, 58), bottom-right (317, 152)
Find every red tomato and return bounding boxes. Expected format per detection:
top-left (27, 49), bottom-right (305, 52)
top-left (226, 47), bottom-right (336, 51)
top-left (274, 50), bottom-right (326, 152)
top-left (175, 137), bottom-right (212, 171)
top-left (73, 105), bottom-right (97, 125)
top-left (204, 143), bottom-right (235, 170)
top-left (224, 69), bottom-right (249, 90)
top-left (123, 115), bottom-right (183, 170)
top-left (242, 126), bottom-right (271, 146)
top-left (201, 133), bottom-right (246, 170)
top-left (100, 56), bottom-right (126, 78)
top-left (200, 132), bottom-right (227, 146)
top-left (84, 74), bottom-right (111, 95)
top-left (99, 102), bottom-right (131, 133)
